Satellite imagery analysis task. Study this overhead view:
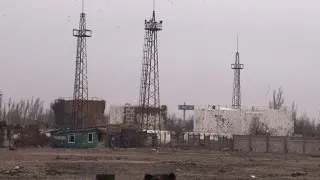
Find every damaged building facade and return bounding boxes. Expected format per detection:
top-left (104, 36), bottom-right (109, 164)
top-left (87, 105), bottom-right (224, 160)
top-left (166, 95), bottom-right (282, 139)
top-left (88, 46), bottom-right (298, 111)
top-left (109, 103), bottom-right (168, 130)
top-left (194, 105), bottom-right (294, 137)
top-left (51, 98), bottom-right (106, 129)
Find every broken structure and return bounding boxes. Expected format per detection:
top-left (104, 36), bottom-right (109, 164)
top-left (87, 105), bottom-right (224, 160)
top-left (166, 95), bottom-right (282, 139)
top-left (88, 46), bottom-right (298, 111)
top-left (51, 98), bottom-right (106, 129)
top-left (109, 104), bottom-right (168, 130)
top-left (194, 105), bottom-right (294, 137)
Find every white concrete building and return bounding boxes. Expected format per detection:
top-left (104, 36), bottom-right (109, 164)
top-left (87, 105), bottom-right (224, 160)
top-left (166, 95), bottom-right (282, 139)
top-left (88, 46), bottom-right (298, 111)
top-left (109, 105), bottom-right (125, 124)
top-left (109, 104), bottom-right (167, 130)
top-left (194, 105), bottom-right (294, 136)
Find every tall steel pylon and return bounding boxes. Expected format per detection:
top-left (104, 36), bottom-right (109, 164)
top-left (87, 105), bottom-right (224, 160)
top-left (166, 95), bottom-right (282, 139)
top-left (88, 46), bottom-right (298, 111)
top-left (231, 34), bottom-right (244, 109)
top-left (72, 0), bottom-right (92, 129)
top-left (138, 3), bottom-right (163, 131)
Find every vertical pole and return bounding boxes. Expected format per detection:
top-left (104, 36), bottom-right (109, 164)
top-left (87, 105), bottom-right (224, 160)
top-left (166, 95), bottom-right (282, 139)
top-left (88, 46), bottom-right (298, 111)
top-left (249, 135), bottom-right (252, 152)
top-left (266, 135), bottom-right (269, 153)
top-left (183, 102), bottom-right (186, 121)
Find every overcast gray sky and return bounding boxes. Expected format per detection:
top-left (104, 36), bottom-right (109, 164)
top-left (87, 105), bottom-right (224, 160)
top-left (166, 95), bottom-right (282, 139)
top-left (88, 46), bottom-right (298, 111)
top-left (0, 0), bottom-right (320, 118)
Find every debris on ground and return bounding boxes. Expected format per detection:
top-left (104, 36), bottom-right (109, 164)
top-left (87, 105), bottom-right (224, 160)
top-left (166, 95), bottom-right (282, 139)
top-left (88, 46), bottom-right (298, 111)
top-left (144, 172), bottom-right (176, 180)
top-left (46, 169), bottom-right (63, 176)
top-left (55, 155), bottom-right (70, 160)
top-left (96, 174), bottom-right (115, 180)
top-left (0, 165), bottom-right (25, 176)
top-left (250, 175), bottom-right (256, 178)
top-left (292, 172), bottom-right (307, 177)
top-left (9, 146), bottom-right (17, 151)
top-left (219, 168), bottom-right (226, 173)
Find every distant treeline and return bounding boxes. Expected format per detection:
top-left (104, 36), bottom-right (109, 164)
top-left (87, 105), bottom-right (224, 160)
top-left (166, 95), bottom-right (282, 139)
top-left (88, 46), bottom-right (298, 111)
top-left (0, 87), bottom-right (319, 136)
top-left (0, 96), bottom-right (54, 128)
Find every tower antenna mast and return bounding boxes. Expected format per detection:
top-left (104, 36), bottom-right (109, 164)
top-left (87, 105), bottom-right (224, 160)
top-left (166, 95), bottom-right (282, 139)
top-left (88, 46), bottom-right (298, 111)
top-left (82, 0), bottom-right (84, 13)
top-left (231, 33), bottom-right (244, 109)
top-left (138, 1), bottom-right (163, 134)
top-left (72, 0), bottom-right (92, 128)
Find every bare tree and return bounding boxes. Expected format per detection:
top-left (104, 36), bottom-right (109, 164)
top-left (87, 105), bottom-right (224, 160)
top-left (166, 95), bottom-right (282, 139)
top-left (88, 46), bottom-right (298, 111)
top-left (166, 113), bottom-right (193, 132)
top-left (0, 91), bottom-right (2, 121)
top-left (249, 116), bottom-right (276, 136)
top-left (0, 97), bottom-right (54, 128)
top-left (294, 113), bottom-right (320, 136)
top-left (269, 87), bottom-right (285, 110)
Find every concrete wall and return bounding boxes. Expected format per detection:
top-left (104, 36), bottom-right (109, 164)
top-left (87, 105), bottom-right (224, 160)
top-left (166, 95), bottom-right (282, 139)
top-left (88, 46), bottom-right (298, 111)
top-left (251, 136), bottom-right (268, 152)
top-left (194, 105), bottom-right (294, 136)
top-left (166, 132), bottom-right (232, 150)
top-left (109, 105), bottom-right (125, 124)
top-left (287, 137), bottom-right (304, 153)
top-left (269, 136), bottom-right (286, 153)
top-left (234, 135), bottom-right (320, 155)
top-left (233, 135), bottom-right (250, 151)
top-left (109, 105), bottom-right (167, 130)
top-left (52, 99), bottom-right (106, 129)
top-left (305, 138), bottom-right (320, 154)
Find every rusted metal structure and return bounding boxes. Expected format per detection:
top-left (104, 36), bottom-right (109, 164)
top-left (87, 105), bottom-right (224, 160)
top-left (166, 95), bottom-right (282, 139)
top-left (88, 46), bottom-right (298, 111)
top-left (231, 34), bottom-right (244, 109)
top-left (138, 4), bottom-right (163, 131)
top-left (72, 0), bottom-right (92, 129)
top-left (51, 98), bottom-right (105, 129)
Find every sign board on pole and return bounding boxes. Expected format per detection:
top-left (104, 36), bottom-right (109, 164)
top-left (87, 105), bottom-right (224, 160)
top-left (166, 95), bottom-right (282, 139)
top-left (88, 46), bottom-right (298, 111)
top-left (178, 105), bottom-right (194, 110)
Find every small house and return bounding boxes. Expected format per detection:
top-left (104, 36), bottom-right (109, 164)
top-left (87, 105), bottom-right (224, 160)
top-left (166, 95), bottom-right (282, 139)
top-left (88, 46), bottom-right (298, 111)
top-left (51, 128), bottom-right (101, 148)
top-left (50, 125), bottom-right (139, 148)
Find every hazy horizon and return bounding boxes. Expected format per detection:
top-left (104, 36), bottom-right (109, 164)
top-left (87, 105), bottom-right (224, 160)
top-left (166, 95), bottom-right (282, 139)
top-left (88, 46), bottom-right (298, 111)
top-left (0, 0), bottom-right (319, 119)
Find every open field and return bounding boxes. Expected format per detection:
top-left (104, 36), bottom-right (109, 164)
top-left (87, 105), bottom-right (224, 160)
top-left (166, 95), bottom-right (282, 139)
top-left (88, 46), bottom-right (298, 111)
top-left (0, 148), bottom-right (320, 179)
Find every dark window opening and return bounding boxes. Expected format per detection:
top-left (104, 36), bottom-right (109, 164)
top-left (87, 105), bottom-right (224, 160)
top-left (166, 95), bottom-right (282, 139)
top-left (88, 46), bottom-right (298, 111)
top-left (88, 133), bottom-right (93, 143)
top-left (98, 133), bottom-right (103, 142)
top-left (68, 133), bottom-right (75, 143)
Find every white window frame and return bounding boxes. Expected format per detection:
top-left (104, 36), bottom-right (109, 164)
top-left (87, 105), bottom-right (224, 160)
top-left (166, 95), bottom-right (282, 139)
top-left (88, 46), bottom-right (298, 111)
top-left (68, 133), bottom-right (75, 143)
top-left (88, 133), bottom-right (93, 143)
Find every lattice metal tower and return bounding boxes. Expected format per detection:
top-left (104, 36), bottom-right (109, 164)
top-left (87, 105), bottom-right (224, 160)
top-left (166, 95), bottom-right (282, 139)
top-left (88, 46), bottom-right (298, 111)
top-left (72, 0), bottom-right (92, 129)
top-left (231, 35), bottom-right (244, 109)
top-left (138, 3), bottom-right (163, 131)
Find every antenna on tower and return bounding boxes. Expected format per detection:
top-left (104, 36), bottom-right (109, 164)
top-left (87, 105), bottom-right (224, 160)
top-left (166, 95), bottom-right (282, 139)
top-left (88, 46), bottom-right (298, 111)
top-left (139, 2), bottom-right (163, 142)
top-left (72, 0), bottom-right (92, 129)
top-left (231, 31), bottom-right (244, 109)
top-left (153, 0), bottom-right (156, 12)
top-left (237, 31), bottom-right (239, 52)
top-left (82, 0), bottom-right (84, 13)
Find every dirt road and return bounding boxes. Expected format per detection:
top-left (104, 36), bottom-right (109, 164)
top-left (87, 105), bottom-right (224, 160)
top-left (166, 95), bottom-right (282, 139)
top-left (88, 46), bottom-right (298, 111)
top-left (0, 148), bottom-right (319, 179)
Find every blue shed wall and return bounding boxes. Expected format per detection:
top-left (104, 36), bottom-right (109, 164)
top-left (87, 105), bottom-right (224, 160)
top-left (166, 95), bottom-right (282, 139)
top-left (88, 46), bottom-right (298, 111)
top-left (51, 130), bottom-right (98, 148)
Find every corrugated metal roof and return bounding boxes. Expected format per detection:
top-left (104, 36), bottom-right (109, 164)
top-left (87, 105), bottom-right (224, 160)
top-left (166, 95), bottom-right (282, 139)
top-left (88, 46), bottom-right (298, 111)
top-left (55, 127), bottom-right (98, 133)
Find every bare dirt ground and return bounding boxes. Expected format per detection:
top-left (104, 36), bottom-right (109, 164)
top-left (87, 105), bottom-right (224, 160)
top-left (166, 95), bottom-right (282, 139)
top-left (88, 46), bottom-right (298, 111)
top-left (0, 148), bottom-right (319, 179)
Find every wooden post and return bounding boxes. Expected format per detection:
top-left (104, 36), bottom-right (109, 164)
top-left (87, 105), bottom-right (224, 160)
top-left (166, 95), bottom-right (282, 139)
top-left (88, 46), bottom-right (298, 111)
top-left (249, 135), bottom-right (252, 152)
top-left (303, 137), bottom-right (306, 155)
top-left (284, 136), bottom-right (287, 154)
top-left (266, 135), bottom-right (270, 153)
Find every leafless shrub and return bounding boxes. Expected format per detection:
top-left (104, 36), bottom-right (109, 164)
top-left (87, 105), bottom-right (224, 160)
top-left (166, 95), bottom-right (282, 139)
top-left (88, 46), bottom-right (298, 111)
top-left (269, 87), bottom-right (285, 110)
top-left (166, 113), bottom-right (193, 133)
top-left (0, 97), bottom-right (54, 128)
top-left (249, 116), bottom-right (276, 136)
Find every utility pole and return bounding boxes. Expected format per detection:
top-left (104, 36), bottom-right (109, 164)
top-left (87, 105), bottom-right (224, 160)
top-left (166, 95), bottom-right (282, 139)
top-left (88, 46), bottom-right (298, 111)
top-left (183, 102), bottom-right (186, 121)
top-left (231, 34), bottom-right (244, 109)
top-left (72, 0), bottom-right (92, 129)
top-left (138, 0), bottom-right (163, 132)
top-left (178, 103), bottom-right (194, 121)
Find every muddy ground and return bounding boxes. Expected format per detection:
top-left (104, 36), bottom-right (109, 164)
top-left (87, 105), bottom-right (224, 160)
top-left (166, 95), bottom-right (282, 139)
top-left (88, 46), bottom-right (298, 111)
top-left (0, 148), bottom-right (319, 179)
